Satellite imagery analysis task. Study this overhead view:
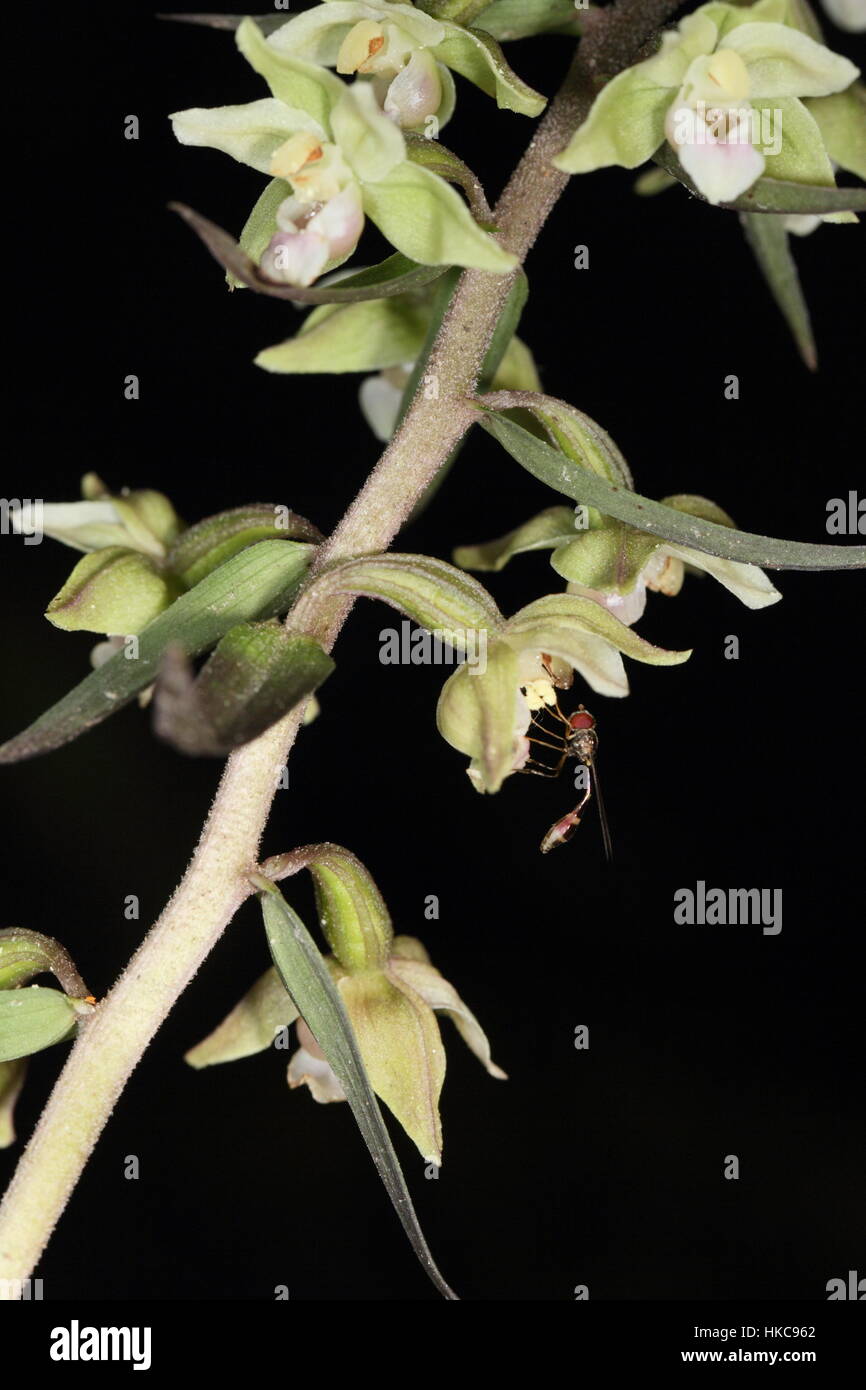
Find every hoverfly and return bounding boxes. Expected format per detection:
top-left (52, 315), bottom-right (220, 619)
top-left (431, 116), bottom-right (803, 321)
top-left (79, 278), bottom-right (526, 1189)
top-left (518, 684), bottom-right (612, 859)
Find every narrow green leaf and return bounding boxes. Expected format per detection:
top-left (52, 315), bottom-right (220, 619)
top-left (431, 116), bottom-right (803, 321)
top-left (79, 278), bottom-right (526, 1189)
top-left (171, 203), bottom-right (447, 303)
top-left (654, 145), bottom-right (866, 213)
top-left (0, 988), bottom-right (79, 1063)
top-left (740, 212), bottom-right (817, 370)
top-left (153, 623), bottom-right (334, 756)
top-left (0, 540), bottom-right (315, 764)
top-left (252, 875), bottom-right (458, 1301)
top-left (479, 407), bottom-right (866, 570)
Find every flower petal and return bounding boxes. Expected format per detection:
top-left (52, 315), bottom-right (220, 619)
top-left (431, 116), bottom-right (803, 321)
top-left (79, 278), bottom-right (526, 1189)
top-left (331, 81), bottom-right (406, 183)
top-left (257, 294), bottom-right (427, 374)
top-left (388, 956), bottom-right (507, 1079)
top-left (171, 99), bottom-right (325, 175)
top-left (185, 967), bottom-right (299, 1067)
top-left (436, 637), bottom-right (520, 792)
top-left (664, 544), bottom-right (782, 608)
top-left (807, 84), bottom-right (866, 181)
top-left (362, 160), bottom-right (517, 269)
top-left (553, 65), bottom-right (674, 173)
top-left (435, 22), bottom-right (546, 116)
top-left (236, 17), bottom-right (344, 130)
top-left (726, 21), bottom-right (859, 99)
top-left (339, 971), bottom-right (445, 1164)
top-left (673, 107), bottom-right (766, 204)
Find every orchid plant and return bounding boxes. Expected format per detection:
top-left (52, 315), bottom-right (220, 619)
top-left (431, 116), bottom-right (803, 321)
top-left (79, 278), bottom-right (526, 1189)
top-left (1, 0), bottom-right (864, 1302)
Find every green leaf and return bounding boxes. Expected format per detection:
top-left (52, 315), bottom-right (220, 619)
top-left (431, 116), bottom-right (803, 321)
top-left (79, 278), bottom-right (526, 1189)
top-left (236, 17), bottom-right (344, 131)
top-left (361, 161), bottom-right (518, 271)
top-left (654, 143), bottom-right (866, 212)
top-left (252, 875), bottom-right (458, 1301)
top-left (172, 201), bottom-right (448, 302)
top-left (0, 987), bottom-right (79, 1063)
top-left (153, 623), bottom-right (334, 756)
top-left (740, 212), bottom-right (817, 369)
top-left (0, 540), bottom-right (315, 764)
top-left (404, 133), bottom-right (492, 219)
top-left (255, 295), bottom-right (430, 375)
top-left (167, 504), bottom-right (322, 589)
top-left (436, 23), bottom-right (547, 116)
top-left (308, 553), bottom-right (502, 642)
top-left (185, 967), bottom-right (299, 1067)
top-left (478, 406), bottom-right (866, 570)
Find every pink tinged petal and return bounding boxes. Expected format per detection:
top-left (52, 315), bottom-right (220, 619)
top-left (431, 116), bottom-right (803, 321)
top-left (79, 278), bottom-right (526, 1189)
top-left (384, 49), bottom-right (443, 128)
top-left (566, 581), bottom-right (648, 627)
top-left (309, 183), bottom-right (365, 258)
top-left (671, 106), bottom-right (766, 204)
top-left (359, 373), bottom-right (404, 441)
top-left (387, 958), bottom-right (507, 1081)
top-left (287, 1020), bottom-right (347, 1103)
top-left (260, 229), bottom-right (331, 287)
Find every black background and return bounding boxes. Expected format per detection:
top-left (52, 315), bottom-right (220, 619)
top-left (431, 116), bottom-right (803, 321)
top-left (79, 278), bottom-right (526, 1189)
top-left (2, 1), bottom-right (864, 1303)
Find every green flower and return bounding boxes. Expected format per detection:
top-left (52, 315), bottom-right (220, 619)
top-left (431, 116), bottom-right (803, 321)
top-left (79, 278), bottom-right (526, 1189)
top-left (187, 845), bottom-right (504, 1164)
top-left (436, 596), bottom-right (691, 793)
top-left (455, 498), bottom-right (783, 626)
top-left (171, 18), bottom-right (517, 288)
top-left (265, 0), bottom-right (545, 130)
top-left (554, 0), bottom-right (860, 206)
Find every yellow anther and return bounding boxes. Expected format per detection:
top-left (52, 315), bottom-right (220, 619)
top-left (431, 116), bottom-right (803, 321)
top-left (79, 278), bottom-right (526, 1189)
top-left (336, 20), bottom-right (387, 75)
top-left (269, 132), bottom-right (324, 180)
top-left (705, 48), bottom-right (750, 102)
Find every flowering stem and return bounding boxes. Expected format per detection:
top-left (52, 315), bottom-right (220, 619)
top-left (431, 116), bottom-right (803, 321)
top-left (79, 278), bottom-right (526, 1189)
top-left (0, 0), bottom-right (681, 1293)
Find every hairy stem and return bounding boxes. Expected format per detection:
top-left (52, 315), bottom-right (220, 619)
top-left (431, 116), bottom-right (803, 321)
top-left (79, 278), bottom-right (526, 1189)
top-left (0, 0), bottom-right (680, 1291)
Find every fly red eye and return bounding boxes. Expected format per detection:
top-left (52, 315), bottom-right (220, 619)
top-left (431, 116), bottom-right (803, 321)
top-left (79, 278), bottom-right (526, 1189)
top-left (568, 709), bottom-right (595, 731)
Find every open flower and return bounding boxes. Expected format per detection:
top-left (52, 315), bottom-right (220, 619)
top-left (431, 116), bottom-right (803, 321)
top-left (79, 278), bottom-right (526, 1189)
top-left (265, 0), bottom-right (545, 131)
top-left (454, 497), bottom-right (782, 629)
top-left (554, 0), bottom-right (859, 205)
top-left (186, 846), bottom-right (504, 1165)
top-left (436, 595), bottom-right (691, 793)
top-left (171, 18), bottom-right (516, 288)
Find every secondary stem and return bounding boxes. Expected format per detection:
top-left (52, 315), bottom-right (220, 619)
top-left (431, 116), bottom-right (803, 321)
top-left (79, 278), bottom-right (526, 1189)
top-left (0, 0), bottom-right (681, 1291)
